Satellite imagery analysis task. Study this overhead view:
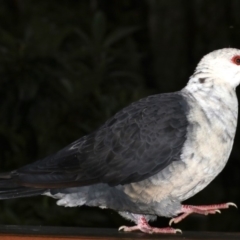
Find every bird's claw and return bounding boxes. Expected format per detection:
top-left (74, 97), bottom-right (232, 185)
top-left (118, 226), bottom-right (126, 231)
top-left (169, 218), bottom-right (176, 226)
top-left (227, 202), bottom-right (238, 209)
top-left (175, 228), bottom-right (182, 234)
top-left (118, 225), bottom-right (135, 232)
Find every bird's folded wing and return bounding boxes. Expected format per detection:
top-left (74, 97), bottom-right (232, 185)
top-left (2, 92), bottom-right (189, 188)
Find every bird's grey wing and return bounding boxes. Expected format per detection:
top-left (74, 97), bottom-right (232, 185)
top-left (5, 92), bottom-right (189, 188)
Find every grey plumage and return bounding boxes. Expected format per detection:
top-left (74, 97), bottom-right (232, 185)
top-left (0, 48), bottom-right (240, 232)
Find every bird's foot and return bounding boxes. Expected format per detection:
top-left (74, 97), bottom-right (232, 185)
top-left (169, 202), bottom-right (237, 225)
top-left (119, 216), bottom-right (181, 234)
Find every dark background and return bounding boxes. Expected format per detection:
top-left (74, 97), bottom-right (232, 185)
top-left (0, 0), bottom-right (239, 232)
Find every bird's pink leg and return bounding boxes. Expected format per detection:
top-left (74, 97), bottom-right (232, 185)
top-left (169, 202), bottom-right (237, 225)
top-left (119, 216), bottom-right (181, 234)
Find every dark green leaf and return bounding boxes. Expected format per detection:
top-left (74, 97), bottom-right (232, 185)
top-left (91, 11), bottom-right (106, 44)
top-left (104, 26), bottom-right (140, 47)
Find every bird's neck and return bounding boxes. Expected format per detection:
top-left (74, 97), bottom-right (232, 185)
top-left (184, 74), bottom-right (237, 106)
top-left (182, 76), bottom-right (238, 131)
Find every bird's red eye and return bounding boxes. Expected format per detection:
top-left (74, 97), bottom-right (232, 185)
top-left (232, 55), bottom-right (240, 65)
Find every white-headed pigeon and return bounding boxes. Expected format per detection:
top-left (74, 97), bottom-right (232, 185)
top-left (0, 48), bottom-right (239, 234)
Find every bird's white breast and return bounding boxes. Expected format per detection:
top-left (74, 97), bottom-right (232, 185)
top-left (166, 86), bottom-right (238, 201)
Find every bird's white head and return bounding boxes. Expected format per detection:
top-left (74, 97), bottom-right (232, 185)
top-left (186, 48), bottom-right (240, 92)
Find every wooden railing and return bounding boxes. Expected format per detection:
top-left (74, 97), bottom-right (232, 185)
top-left (0, 225), bottom-right (239, 240)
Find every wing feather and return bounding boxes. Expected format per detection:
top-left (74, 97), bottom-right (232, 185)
top-left (5, 92), bottom-right (189, 188)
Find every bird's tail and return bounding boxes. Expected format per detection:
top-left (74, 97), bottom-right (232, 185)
top-left (0, 172), bottom-right (46, 200)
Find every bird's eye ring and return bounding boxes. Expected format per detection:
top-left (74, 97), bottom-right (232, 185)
top-left (232, 55), bottom-right (240, 65)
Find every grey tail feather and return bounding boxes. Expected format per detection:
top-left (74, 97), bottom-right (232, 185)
top-left (0, 172), bottom-right (12, 179)
top-left (0, 172), bottom-right (19, 188)
top-left (0, 172), bottom-right (46, 199)
top-left (0, 187), bottom-right (46, 200)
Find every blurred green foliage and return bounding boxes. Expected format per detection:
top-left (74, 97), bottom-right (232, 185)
top-left (0, 0), bottom-right (149, 227)
top-left (0, 1), bottom-right (147, 169)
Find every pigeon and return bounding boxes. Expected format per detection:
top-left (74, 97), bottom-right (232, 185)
top-left (0, 48), bottom-right (239, 234)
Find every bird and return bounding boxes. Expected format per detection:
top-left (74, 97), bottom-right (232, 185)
top-left (0, 48), bottom-right (239, 234)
